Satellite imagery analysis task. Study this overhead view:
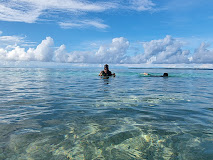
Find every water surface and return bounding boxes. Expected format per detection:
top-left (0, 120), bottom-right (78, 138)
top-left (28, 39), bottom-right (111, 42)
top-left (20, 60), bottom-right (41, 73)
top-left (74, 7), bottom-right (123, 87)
top-left (0, 67), bottom-right (213, 159)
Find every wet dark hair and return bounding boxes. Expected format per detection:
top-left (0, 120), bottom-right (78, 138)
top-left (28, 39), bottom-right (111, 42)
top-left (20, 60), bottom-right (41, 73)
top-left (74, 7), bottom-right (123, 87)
top-left (163, 73), bottom-right (168, 77)
top-left (104, 64), bottom-right (109, 69)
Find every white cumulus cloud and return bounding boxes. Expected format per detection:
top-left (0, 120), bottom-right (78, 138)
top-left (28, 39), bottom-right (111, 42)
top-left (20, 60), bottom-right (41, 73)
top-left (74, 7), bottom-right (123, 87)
top-left (95, 37), bottom-right (130, 63)
top-left (0, 36), bottom-right (130, 63)
top-left (0, 37), bottom-right (54, 61)
top-left (127, 35), bottom-right (190, 64)
top-left (191, 42), bottom-right (213, 63)
top-left (54, 37), bottom-right (130, 63)
top-left (1, 35), bottom-right (213, 64)
top-left (33, 37), bottom-right (54, 61)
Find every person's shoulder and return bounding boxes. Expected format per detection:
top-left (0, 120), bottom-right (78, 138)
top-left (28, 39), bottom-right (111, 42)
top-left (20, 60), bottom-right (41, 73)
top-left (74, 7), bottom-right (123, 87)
top-left (108, 71), bottom-right (112, 76)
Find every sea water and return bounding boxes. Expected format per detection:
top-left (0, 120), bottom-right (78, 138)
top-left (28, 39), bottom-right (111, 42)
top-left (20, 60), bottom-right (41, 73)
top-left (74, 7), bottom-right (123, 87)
top-left (0, 66), bottom-right (213, 160)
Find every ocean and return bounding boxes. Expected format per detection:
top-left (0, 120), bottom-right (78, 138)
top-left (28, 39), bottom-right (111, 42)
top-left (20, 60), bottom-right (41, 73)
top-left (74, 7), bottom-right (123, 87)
top-left (0, 65), bottom-right (213, 160)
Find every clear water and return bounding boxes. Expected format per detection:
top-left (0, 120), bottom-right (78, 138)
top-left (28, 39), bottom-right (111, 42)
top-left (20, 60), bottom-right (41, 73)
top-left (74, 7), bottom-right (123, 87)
top-left (0, 67), bottom-right (213, 160)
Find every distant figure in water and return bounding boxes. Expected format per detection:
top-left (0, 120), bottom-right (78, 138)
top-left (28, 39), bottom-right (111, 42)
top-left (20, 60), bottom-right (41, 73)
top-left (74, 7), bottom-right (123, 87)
top-left (143, 73), bottom-right (168, 77)
top-left (99, 64), bottom-right (115, 77)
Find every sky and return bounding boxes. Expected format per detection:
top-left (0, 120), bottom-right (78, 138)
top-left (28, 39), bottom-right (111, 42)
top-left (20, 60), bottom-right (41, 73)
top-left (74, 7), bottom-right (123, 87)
top-left (0, 0), bottom-right (213, 67)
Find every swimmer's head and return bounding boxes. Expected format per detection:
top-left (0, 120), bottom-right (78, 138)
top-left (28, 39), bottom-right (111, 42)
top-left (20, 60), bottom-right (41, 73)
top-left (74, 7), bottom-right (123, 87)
top-left (104, 64), bottom-right (109, 70)
top-left (163, 73), bottom-right (168, 77)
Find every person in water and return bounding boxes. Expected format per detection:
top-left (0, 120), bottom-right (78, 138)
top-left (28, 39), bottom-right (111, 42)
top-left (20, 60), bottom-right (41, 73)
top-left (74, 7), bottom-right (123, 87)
top-left (143, 73), bottom-right (168, 77)
top-left (99, 64), bottom-right (115, 77)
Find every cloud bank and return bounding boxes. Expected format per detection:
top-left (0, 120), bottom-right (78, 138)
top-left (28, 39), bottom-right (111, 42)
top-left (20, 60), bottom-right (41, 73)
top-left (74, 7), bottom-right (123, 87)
top-left (128, 35), bottom-right (190, 64)
top-left (1, 35), bottom-right (213, 64)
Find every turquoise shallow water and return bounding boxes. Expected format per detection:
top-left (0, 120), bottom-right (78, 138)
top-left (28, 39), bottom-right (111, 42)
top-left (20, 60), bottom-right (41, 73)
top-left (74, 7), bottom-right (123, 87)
top-left (0, 67), bottom-right (213, 160)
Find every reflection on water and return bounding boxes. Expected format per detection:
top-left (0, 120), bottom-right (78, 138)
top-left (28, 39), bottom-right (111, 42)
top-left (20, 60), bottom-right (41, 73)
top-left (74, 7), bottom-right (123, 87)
top-left (0, 68), bottom-right (213, 159)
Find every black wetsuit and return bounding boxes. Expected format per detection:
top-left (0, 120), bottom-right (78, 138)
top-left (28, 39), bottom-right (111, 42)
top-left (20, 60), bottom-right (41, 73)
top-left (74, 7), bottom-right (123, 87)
top-left (100, 70), bottom-right (112, 76)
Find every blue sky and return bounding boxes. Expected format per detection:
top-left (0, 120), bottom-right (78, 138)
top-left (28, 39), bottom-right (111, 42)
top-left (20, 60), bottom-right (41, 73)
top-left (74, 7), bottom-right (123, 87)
top-left (0, 0), bottom-right (213, 65)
